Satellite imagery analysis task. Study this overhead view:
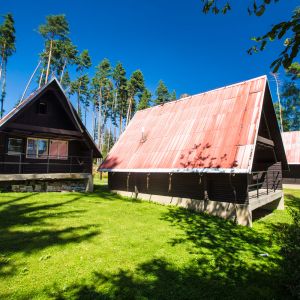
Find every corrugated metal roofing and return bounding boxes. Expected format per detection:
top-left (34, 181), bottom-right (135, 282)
top-left (282, 131), bottom-right (300, 165)
top-left (100, 76), bottom-right (268, 173)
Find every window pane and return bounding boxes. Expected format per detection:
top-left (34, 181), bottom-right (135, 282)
top-left (8, 138), bottom-right (23, 155)
top-left (27, 139), bottom-right (37, 158)
top-left (38, 140), bottom-right (48, 158)
top-left (49, 140), bottom-right (68, 160)
top-left (58, 141), bottom-right (68, 159)
top-left (49, 140), bottom-right (59, 158)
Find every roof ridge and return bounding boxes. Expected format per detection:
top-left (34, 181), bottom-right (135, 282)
top-left (138, 75), bottom-right (267, 113)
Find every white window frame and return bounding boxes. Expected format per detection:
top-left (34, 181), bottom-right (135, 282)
top-left (26, 138), bottom-right (49, 159)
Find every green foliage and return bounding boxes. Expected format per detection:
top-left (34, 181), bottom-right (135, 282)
top-left (138, 88), bottom-right (152, 110)
top-left (38, 14), bottom-right (69, 40)
top-left (112, 62), bottom-right (128, 127)
top-left (278, 207), bottom-right (300, 298)
top-left (127, 70), bottom-right (145, 98)
top-left (127, 70), bottom-right (145, 118)
top-left (155, 80), bottom-right (171, 105)
top-left (76, 49), bottom-right (92, 74)
top-left (287, 62), bottom-right (300, 80)
top-left (70, 74), bottom-right (90, 118)
top-left (101, 129), bottom-right (115, 158)
top-left (170, 89), bottom-right (177, 101)
top-left (249, 8), bottom-right (300, 72)
top-left (60, 70), bottom-right (71, 91)
top-left (275, 65), bottom-right (300, 131)
top-left (0, 13), bottom-right (16, 118)
top-left (199, 1), bottom-right (299, 72)
top-left (0, 13), bottom-right (16, 58)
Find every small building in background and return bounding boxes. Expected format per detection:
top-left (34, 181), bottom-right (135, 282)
top-left (99, 76), bottom-right (287, 226)
top-left (282, 131), bottom-right (300, 185)
top-left (0, 78), bottom-right (101, 192)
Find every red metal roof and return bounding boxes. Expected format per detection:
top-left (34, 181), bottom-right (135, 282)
top-left (282, 131), bottom-right (300, 165)
top-left (100, 76), bottom-right (268, 173)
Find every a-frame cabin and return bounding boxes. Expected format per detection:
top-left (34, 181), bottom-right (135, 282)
top-left (0, 78), bottom-right (101, 192)
top-left (99, 76), bottom-right (287, 226)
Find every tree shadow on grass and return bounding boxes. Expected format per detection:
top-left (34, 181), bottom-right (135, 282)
top-left (284, 191), bottom-right (300, 210)
top-left (0, 194), bottom-right (100, 277)
top-left (45, 207), bottom-right (292, 300)
top-left (46, 255), bottom-right (287, 300)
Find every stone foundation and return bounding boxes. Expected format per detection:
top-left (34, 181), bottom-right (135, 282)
top-left (0, 173), bottom-right (93, 193)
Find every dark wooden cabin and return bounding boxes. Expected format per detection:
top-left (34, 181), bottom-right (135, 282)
top-left (99, 76), bottom-right (287, 226)
top-left (0, 78), bottom-right (101, 192)
top-left (282, 131), bottom-right (300, 185)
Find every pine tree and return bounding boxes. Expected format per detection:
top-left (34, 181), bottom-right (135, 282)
top-left (138, 88), bottom-right (152, 110)
top-left (38, 14), bottom-right (69, 84)
top-left (93, 58), bottom-right (112, 151)
top-left (170, 90), bottom-right (177, 101)
top-left (155, 80), bottom-right (170, 105)
top-left (70, 74), bottom-right (89, 119)
top-left (0, 13), bottom-right (16, 118)
top-left (112, 62), bottom-right (127, 135)
top-left (274, 65), bottom-right (300, 131)
top-left (71, 49), bottom-right (91, 116)
top-left (126, 70), bottom-right (145, 126)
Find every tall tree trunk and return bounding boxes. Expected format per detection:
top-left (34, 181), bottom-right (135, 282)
top-left (21, 60), bottom-right (42, 102)
top-left (60, 59), bottom-right (67, 83)
top-left (125, 96), bottom-right (132, 127)
top-left (119, 112), bottom-right (123, 135)
top-left (97, 88), bottom-right (102, 151)
top-left (92, 104), bottom-right (95, 140)
top-left (45, 39), bottom-right (53, 84)
top-left (77, 89), bottom-right (81, 114)
top-left (0, 45), bottom-right (6, 83)
top-left (0, 59), bottom-right (6, 118)
top-left (39, 68), bottom-right (45, 88)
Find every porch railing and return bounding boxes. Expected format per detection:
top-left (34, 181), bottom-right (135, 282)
top-left (0, 153), bottom-right (92, 174)
top-left (248, 170), bottom-right (281, 199)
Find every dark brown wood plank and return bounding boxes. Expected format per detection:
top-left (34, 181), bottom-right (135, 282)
top-left (257, 135), bottom-right (274, 147)
top-left (5, 123), bottom-right (82, 137)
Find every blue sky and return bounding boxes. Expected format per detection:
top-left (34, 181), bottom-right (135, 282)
top-left (0, 0), bottom-right (298, 132)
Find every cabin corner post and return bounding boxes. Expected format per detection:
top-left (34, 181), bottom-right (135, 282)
top-left (85, 174), bottom-right (94, 193)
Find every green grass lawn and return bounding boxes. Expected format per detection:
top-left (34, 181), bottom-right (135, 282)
top-left (0, 179), bottom-right (299, 300)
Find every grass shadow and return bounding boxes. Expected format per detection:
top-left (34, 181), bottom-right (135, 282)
top-left (0, 193), bottom-right (100, 278)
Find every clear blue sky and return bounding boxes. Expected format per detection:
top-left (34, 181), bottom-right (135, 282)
top-left (1, 0), bottom-right (298, 132)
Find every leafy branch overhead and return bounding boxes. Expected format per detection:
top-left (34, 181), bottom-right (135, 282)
top-left (199, 0), bottom-right (299, 72)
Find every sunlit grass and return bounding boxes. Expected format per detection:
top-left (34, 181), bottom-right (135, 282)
top-left (0, 182), bottom-right (299, 299)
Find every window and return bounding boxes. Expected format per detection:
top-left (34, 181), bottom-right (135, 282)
top-left (49, 140), bottom-right (68, 160)
top-left (26, 138), bottom-right (48, 159)
top-left (37, 101), bottom-right (47, 114)
top-left (8, 138), bottom-right (23, 155)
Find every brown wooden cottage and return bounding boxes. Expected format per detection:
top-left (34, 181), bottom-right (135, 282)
top-left (0, 78), bottom-right (101, 192)
top-left (99, 76), bottom-right (287, 226)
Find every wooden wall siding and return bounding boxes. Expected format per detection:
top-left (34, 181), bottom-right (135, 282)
top-left (108, 172), bottom-right (248, 204)
top-left (0, 133), bottom-right (92, 174)
top-left (261, 162), bottom-right (283, 190)
top-left (283, 165), bottom-right (300, 183)
top-left (12, 90), bottom-right (77, 131)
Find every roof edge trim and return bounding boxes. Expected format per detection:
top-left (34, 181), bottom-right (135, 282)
top-left (99, 168), bottom-right (250, 174)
